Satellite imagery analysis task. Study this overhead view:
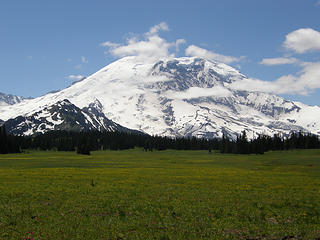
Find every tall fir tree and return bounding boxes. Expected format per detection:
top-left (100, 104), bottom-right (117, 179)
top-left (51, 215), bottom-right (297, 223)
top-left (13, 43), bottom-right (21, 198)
top-left (0, 125), bottom-right (8, 154)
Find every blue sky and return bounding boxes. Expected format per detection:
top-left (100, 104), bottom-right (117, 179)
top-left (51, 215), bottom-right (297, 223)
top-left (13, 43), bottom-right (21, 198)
top-left (1, 0), bottom-right (320, 106)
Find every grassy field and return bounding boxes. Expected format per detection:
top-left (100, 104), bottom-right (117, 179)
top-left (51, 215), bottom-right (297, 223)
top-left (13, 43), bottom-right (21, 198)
top-left (0, 149), bottom-right (319, 240)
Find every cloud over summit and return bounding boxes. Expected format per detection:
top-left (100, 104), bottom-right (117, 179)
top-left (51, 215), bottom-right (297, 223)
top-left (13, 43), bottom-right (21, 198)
top-left (101, 22), bottom-right (179, 61)
top-left (101, 22), bottom-right (241, 64)
top-left (185, 45), bottom-right (244, 64)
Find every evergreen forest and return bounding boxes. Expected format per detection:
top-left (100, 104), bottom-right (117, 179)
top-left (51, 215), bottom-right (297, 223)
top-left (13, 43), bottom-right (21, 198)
top-left (1, 124), bottom-right (320, 155)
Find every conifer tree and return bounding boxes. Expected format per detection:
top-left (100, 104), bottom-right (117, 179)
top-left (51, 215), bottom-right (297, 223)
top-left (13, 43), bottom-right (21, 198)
top-left (0, 125), bottom-right (8, 154)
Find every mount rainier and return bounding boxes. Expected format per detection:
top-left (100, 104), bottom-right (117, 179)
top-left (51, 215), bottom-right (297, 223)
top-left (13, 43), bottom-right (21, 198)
top-left (0, 56), bottom-right (319, 138)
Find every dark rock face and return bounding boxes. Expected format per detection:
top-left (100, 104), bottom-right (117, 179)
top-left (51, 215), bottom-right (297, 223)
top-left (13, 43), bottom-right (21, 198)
top-left (5, 99), bottom-right (140, 136)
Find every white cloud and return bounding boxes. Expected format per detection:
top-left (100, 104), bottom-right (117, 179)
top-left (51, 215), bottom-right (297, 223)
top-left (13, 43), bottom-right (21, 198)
top-left (175, 39), bottom-right (186, 52)
top-left (102, 22), bottom-right (241, 65)
top-left (316, 0), bottom-right (320, 6)
top-left (165, 86), bottom-right (232, 100)
top-left (110, 35), bottom-right (174, 60)
top-left (229, 78), bottom-right (278, 94)
top-left (100, 41), bottom-right (121, 48)
top-left (66, 75), bottom-right (85, 81)
top-left (255, 28), bottom-right (320, 95)
top-left (259, 57), bottom-right (301, 66)
top-left (230, 62), bottom-right (320, 95)
top-left (147, 22), bottom-right (169, 36)
top-left (185, 45), bottom-right (244, 64)
top-left (296, 62), bottom-right (320, 91)
top-left (283, 28), bottom-right (320, 54)
top-left (101, 22), bottom-right (185, 62)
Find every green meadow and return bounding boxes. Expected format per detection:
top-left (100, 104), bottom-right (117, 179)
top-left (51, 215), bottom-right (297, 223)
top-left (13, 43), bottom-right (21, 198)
top-left (0, 149), bottom-right (319, 239)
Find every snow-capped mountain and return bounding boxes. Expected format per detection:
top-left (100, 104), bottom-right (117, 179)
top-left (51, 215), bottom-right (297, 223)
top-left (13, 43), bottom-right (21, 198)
top-left (4, 99), bottom-right (139, 136)
top-left (0, 92), bottom-right (27, 107)
top-left (1, 56), bottom-right (319, 139)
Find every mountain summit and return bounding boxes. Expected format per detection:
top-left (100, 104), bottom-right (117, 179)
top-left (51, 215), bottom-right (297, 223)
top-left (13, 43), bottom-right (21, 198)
top-left (1, 56), bottom-right (319, 138)
top-left (0, 92), bottom-right (28, 107)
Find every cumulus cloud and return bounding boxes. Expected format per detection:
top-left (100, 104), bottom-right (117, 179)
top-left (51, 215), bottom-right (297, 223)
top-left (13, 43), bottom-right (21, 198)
top-left (259, 57), bottom-right (301, 66)
top-left (296, 62), bottom-right (320, 91)
top-left (283, 28), bottom-right (320, 54)
top-left (66, 75), bottom-right (85, 81)
top-left (253, 28), bottom-right (320, 95)
top-left (147, 22), bottom-right (169, 35)
top-left (175, 39), bottom-right (186, 52)
top-left (102, 22), bottom-right (242, 65)
top-left (230, 62), bottom-right (320, 95)
top-left (110, 36), bottom-right (174, 60)
top-left (165, 86), bottom-right (232, 100)
top-left (101, 22), bottom-right (184, 62)
top-left (185, 45), bottom-right (244, 64)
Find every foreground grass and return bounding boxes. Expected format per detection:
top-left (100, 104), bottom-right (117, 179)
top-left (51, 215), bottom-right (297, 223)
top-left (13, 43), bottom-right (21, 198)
top-left (0, 149), bottom-right (319, 239)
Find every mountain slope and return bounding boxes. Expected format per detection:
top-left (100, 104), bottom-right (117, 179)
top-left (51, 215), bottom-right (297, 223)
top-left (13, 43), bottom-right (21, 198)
top-left (4, 99), bottom-right (139, 136)
top-left (1, 56), bottom-right (319, 139)
top-left (0, 92), bottom-right (28, 107)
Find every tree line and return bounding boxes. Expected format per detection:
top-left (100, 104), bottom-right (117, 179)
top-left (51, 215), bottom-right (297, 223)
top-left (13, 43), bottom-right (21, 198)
top-left (220, 131), bottom-right (320, 154)
top-left (0, 124), bottom-right (319, 154)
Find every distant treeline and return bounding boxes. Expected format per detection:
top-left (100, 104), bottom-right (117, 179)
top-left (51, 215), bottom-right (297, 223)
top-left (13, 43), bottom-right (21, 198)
top-left (0, 125), bottom-right (319, 154)
top-left (220, 131), bottom-right (320, 154)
